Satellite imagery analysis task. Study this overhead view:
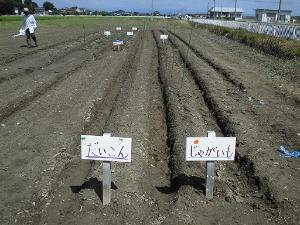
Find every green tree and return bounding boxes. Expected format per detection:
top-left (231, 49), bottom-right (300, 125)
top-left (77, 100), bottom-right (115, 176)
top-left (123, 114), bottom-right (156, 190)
top-left (13, 0), bottom-right (23, 12)
top-left (43, 1), bottom-right (55, 11)
top-left (99, 11), bottom-right (109, 16)
top-left (24, 0), bottom-right (38, 12)
top-left (32, 1), bottom-right (38, 8)
top-left (0, 0), bottom-right (15, 15)
top-left (153, 11), bottom-right (160, 16)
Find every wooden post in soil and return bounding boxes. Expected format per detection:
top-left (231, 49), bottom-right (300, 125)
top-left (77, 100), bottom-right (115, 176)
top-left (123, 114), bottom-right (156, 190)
top-left (102, 133), bottom-right (112, 205)
top-left (205, 131), bottom-right (216, 199)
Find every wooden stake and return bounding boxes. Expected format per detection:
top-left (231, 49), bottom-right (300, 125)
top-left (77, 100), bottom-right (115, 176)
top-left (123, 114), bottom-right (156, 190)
top-left (103, 133), bottom-right (112, 205)
top-left (83, 24), bottom-right (86, 43)
top-left (206, 131), bottom-right (216, 199)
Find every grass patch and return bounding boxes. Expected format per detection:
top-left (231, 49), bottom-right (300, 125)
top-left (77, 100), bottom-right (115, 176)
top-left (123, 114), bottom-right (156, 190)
top-left (195, 23), bottom-right (300, 60)
top-left (0, 15), bottom-right (181, 31)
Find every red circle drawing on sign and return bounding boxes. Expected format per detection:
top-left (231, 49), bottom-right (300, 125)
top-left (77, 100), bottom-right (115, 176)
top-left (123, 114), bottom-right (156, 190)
top-left (193, 139), bottom-right (200, 144)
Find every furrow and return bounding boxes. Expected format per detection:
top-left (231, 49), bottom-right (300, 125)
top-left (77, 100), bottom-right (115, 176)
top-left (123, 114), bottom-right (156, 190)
top-left (0, 42), bottom-right (111, 123)
top-left (165, 29), bottom-right (278, 207)
top-left (0, 33), bottom-right (102, 84)
top-left (35, 32), bottom-right (143, 225)
top-left (168, 30), bottom-right (246, 91)
top-left (0, 31), bottom-right (98, 66)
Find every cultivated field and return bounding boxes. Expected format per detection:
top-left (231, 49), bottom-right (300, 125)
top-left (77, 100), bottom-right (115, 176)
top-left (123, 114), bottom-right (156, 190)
top-left (0, 17), bottom-right (299, 225)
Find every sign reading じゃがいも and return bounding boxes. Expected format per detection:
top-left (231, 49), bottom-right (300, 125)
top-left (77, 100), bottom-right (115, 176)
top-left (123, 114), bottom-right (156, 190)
top-left (186, 137), bottom-right (236, 161)
top-left (81, 135), bottom-right (132, 162)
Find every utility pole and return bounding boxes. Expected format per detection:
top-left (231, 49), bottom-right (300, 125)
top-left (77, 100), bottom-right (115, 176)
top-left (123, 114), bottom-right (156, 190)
top-left (221, 0), bottom-right (223, 19)
top-left (213, 0), bottom-right (216, 19)
top-left (151, 0), bottom-right (154, 21)
top-left (277, 0), bottom-right (282, 22)
top-left (234, 0), bottom-right (237, 20)
top-left (207, 2), bottom-right (210, 18)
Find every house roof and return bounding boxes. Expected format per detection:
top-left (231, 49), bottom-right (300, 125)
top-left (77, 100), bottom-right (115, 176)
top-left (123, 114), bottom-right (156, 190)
top-left (209, 7), bottom-right (244, 13)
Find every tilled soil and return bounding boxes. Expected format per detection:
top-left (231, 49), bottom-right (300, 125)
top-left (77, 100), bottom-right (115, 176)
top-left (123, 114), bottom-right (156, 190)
top-left (0, 23), bottom-right (299, 225)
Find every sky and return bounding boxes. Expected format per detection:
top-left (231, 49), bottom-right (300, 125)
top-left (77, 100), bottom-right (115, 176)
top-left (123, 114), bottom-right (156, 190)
top-left (34, 0), bottom-right (300, 16)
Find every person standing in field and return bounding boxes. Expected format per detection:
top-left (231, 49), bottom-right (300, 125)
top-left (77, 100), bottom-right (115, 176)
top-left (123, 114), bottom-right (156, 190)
top-left (22, 8), bottom-right (38, 48)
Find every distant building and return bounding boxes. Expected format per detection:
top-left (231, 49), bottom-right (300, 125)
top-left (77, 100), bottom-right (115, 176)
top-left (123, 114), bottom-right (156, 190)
top-left (209, 7), bottom-right (243, 20)
top-left (76, 8), bottom-right (87, 14)
top-left (35, 7), bottom-right (46, 16)
top-left (255, 9), bottom-right (292, 23)
top-left (184, 15), bottom-right (192, 21)
top-left (62, 7), bottom-right (88, 15)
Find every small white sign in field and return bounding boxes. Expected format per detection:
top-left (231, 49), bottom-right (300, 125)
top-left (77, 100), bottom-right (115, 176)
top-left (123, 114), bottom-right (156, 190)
top-left (116, 27), bottom-right (122, 31)
top-left (113, 40), bottom-right (124, 46)
top-left (186, 136), bottom-right (236, 161)
top-left (127, 32), bottom-right (134, 36)
top-left (160, 34), bottom-right (169, 40)
top-left (104, 31), bottom-right (111, 36)
top-left (132, 27), bottom-right (138, 31)
top-left (81, 135), bottom-right (132, 162)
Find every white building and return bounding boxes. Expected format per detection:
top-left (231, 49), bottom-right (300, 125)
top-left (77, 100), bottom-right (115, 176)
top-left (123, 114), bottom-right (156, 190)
top-left (255, 9), bottom-right (292, 23)
top-left (35, 7), bottom-right (46, 16)
top-left (209, 7), bottom-right (244, 20)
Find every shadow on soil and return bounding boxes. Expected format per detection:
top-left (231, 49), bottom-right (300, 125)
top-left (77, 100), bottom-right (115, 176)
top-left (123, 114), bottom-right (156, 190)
top-left (156, 174), bottom-right (205, 194)
top-left (70, 177), bottom-right (118, 202)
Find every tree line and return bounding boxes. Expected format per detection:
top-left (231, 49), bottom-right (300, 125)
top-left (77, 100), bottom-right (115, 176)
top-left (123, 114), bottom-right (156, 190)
top-left (0, 0), bottom-right (56, 15)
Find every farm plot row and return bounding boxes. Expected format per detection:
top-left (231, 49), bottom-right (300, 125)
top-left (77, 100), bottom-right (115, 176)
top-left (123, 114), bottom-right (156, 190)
top-left (0, 27), bottom-right (141, 224)
top-left (160, 28), bottom-right (299, 224)
top-left (0, 27), bottom-right (97, 66)
top-left (0, 25), bottom-right (298, 225)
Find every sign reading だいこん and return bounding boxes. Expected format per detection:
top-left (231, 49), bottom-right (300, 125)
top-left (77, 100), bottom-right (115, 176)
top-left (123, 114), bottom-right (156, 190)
top-left (81, 135), bottom-right (132, 162)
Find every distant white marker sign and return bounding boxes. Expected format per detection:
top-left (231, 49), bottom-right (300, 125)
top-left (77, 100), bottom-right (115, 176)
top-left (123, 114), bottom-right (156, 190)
top-left (160, 34), bottom-right (169, 40)
top-left (116, 27), bottom-right (122, 31)
top-left (127, 31), bottom-right (134, 36)
top-left (81, 135), bottom-right (132, 162)
top-left (113, 40), bottom-right (124, 46)
top-left (186, 137), bottom-right (236, 161)
top-left (104, 31), bottom-right (111, 36)
top-left (132, 27), bottom-right (138, 31)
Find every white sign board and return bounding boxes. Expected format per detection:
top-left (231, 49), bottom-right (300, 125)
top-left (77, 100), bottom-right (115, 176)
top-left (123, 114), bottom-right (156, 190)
top-left (132, 27), bottom-right (138, 31)
top-left (104, 31), bottom-right (111, 36)
top-left (116, 27), bottom-right (122, 31)
top-left (81, 135), bottom-right (132, 162)
top-left (127, 32), bottom-right (134, 36)
top-left (160, 35), bottom-right (169, 40)
top-left (186, 137), bottom-right (236, 161)
top-left (113, 40), bottom-right (124, 46)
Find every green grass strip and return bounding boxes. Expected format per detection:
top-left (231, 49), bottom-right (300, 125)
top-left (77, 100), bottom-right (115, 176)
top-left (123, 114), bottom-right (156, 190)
top-left (195, 23), bottom-right (300, 60)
